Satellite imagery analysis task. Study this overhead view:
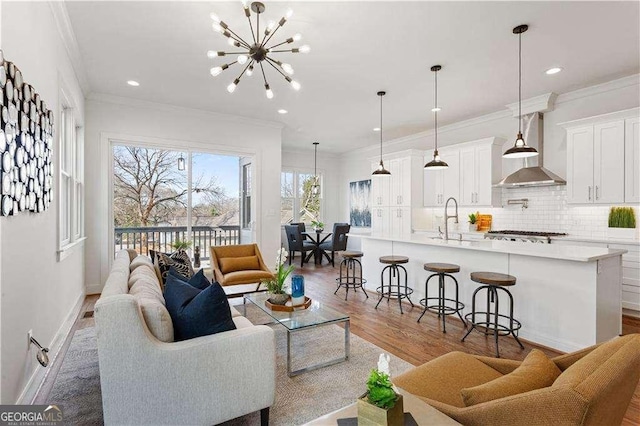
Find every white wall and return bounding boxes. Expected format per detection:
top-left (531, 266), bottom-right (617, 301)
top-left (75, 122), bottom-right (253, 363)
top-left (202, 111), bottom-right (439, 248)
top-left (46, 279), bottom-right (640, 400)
top-left (339, 74), bottom-right (640, 231)
top-left (0, 2), bottom-right (86, 403)
top-left (84, 95), bottom-right (283, 292)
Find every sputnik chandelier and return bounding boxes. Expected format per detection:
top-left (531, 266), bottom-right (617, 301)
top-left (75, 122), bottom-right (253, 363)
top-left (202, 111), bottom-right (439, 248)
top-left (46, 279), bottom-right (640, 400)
top-left (208, 1), bottom-right (310, 98)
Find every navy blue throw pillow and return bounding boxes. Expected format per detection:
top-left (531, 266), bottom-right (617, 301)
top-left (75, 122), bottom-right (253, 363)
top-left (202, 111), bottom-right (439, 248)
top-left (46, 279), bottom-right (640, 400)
top-left (163, 274), bottom-right (236, 341)
top-left (169, 267), bottom-right (210, 290)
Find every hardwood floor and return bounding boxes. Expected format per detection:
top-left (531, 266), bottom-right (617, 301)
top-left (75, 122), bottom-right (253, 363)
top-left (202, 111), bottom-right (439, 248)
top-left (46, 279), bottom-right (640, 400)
top-left (35, 262), bottom-right (640, 424)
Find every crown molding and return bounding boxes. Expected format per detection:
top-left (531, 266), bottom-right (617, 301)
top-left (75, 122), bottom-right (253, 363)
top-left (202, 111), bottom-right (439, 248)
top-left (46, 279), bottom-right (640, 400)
top-left (49, 1), bottom-right (90, 95)
top-left (87, 92), bottom-right (285, 130)
top-left (558, 107), bottom-right (640, 129)
top-left (506, 92), bottom-right (558, 117)
top-left (555, 73), bottom-right (639, 105)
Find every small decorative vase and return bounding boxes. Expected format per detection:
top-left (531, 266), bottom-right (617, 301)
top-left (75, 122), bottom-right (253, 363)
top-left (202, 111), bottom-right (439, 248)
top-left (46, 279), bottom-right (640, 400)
top-left (314, 227), bottom-right (324, 233)
top-left (268, 293), bottom-right (289, 305)
top-left (193, 246), bottom-right (201, 268)
top-left (291, 274), bottom-right (305, 305)
top-left (357, 394), bottom-right (404, 426)
top-left (607, 227), bottom-right (637, 240)
top-left (469, 223), bottom-right (477, 232)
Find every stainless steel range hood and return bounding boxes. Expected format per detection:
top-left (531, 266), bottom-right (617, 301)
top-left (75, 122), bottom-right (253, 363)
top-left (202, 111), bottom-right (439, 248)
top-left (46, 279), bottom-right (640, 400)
top-left (496, 113), bottom-right (566, 188)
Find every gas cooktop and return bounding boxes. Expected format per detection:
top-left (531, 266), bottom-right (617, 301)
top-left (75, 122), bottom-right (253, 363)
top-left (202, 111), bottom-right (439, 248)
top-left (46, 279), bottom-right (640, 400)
top-left (486, 230), bottom-right (568, 237)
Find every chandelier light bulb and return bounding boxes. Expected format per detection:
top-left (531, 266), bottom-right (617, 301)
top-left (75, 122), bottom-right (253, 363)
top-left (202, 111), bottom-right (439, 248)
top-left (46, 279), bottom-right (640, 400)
top-left (212, 23), bottom-right (223, 33)
top-left (286, 9), bottom-right (294, 19)
top-left (290, 80), bottom-right (301, 91)
top-left (299, 45), bottom-right (311, 54)
top-left (241, 0), bottom-right (249, 10)
top-left (210, 66), bottom-right (223, 77)
top-left (265, 20), bottom-right (276, 35)
top-left (293, 33), bottom-right (302, 42)
top-left (207, 50), bottom-right (220, 58)
top-left (281, 63), bottom-right (294, 75)
top-left (238, 55), bottom-right (248, 64)
top-left (210, 13), bottom-right (221, 23)
top-left (265, 84), bottom-right (274, 99)
top-left (227, 82), bottom-right (238, 93)
top-left (246, 65), bottom-right (254, 76)
top-left (227, 37), bottom-right (236, 46)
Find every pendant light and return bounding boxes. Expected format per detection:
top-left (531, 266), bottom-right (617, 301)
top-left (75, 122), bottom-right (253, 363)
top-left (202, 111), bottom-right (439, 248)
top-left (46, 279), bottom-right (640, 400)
top-left (424, 65), bottom-right (448, 170)
top-left (372, 91), bottom-right (391, 176)
top-left (177, 154), bottom-right (186, 171)
top-left (311, 142), bottom-right (320, 195)
top-left (503, 24), bottom-right (539, 159)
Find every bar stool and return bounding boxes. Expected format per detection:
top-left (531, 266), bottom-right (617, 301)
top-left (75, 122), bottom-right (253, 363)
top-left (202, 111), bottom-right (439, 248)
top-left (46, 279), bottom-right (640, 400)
top-left (375, 256), bottom-right (414, 314)
top-left (335, 251), bottom-right (368, 301)
top-left (461, 271), bottom-right (524, 357)
top-left (417, 263), bottom-right (466, 333)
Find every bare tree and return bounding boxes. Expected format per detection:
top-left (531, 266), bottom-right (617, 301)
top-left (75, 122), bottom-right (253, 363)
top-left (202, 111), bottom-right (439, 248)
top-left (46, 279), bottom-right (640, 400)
top-left (113, 146), bottom-right (225, 227)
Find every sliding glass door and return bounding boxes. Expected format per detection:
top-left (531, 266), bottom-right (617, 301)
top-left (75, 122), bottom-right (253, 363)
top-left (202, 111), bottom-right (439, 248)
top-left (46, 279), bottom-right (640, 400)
top-left (113, 144), bottom-right (250, 264)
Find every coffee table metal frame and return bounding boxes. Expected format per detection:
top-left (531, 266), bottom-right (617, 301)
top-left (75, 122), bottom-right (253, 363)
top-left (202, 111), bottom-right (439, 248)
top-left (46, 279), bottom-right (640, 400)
top-left (244, 292), bottom-right (350, 377)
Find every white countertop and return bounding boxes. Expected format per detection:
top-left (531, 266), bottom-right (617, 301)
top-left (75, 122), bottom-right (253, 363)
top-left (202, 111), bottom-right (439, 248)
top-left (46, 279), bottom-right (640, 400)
top-left (358, 233), bottom-right (627, 262)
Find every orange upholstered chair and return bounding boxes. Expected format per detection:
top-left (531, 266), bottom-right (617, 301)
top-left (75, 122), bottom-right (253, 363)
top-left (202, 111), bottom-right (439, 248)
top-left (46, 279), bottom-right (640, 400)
top-left (210, 244), bottom-right (274, 288)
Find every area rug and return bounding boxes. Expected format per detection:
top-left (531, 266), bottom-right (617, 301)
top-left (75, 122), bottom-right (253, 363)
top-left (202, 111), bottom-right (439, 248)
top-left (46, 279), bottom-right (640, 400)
top-left (46, 305), bottom-right (414, 425)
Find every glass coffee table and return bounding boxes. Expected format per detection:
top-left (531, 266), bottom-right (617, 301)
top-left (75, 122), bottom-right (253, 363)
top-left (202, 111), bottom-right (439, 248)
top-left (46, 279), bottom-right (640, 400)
top-left (244, 293), bottom-right (350, 377)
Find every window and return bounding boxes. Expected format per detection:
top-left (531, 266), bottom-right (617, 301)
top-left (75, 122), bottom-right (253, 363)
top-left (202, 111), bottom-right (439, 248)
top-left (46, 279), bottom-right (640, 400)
top-left (280, 170), bottom-right (322, 224)
top-left (59, 105), bottom-right (84, 253)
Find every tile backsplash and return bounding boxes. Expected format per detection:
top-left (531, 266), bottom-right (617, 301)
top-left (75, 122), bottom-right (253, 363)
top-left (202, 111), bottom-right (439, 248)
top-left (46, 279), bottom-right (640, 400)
top-left (415, 186), bottom-right (640, 240)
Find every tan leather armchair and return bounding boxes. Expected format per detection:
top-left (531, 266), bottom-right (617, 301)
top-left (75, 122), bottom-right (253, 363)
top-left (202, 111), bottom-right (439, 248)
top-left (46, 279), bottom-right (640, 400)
top-left (394, 334), bottom-right (640, 426)
top-left (210, 243), bottom-right (274, 287)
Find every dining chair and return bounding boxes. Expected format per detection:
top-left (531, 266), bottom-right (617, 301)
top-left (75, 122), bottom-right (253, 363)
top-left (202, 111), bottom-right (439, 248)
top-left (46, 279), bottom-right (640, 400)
top-left (284, 225), bottom-right (315, 266)
top-left (291, 222), bottom-right (307, 240)
top-left (319, 223), bottom-right (350, 267)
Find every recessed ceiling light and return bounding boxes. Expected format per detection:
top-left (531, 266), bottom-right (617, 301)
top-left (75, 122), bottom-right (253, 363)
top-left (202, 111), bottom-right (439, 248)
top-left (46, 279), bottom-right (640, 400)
top-left (127, 80), bottom-right (140, 86)
top-left (373, 127), bottom-right (381, 132)
top-left (431, 107), bottom-right (442, 112)
top-left (278, 109), bottom-right (288, 114)
top-left (545, 67), bottom-right (562, 75)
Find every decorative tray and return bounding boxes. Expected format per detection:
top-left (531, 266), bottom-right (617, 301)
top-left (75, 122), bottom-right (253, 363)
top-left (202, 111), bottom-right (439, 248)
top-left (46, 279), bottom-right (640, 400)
top-left (265, 296), bottom-right (312, 312)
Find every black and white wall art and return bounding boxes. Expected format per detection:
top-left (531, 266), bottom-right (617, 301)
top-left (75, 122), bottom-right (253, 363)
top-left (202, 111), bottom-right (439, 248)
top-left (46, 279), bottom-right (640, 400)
top-left (0, 49), bottom-right (54, 217)
top-left (349, 179), bottom-right (371, 227)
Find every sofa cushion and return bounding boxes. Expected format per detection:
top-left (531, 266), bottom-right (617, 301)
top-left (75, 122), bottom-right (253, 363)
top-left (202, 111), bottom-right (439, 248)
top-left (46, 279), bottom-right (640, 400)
top-left (136, 297), bottom-right (174, 342)
top-left (129, 255), bottom-right (153, 273)
top-left (163, 275), bottom-right (236, 341)
top-left (394, 351), bottom-right (504, 408)
top-left (169, 267), bottom-right (210, 290)
top-left (157, 250), bottom-right (194, 283)
top-left (233, 316), bottom-right (254, 329)
top-left (218, 255), bottom-right (261, 274)
top-left (130, 277), bottom-right (164, 301)
top-left (128, 264), bottom-right (160, 289)
top-left (101, 250), bottom-right (132, 297)
top-left (461, 349), bottom-right (562, 406)
top-left (220, 270), bottom-right (274, 286)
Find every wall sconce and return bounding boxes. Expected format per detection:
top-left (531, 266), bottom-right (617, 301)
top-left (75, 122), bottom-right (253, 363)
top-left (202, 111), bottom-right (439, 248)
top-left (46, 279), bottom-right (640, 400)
top-left (30, 336), bottom-right (49, 367)
top-left (177, 154), bottom-right (186, 171)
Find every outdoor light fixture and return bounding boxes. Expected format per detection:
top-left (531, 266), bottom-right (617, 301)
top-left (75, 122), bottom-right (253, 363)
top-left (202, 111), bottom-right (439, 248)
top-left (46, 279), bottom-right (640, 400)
top-left (177, 154), bottom-right (186, 171)
top-left (30, 336), bottom-right (49, 367)
top-left (372, 91), bottom-right (391, 176)
top-left (503, 24), bottom-right (539, 159)
top-left (311, 142), bottom-right (320, 196)
top-left (424, 65), bottom-right (448, 170)
top-left (207, 2), bottom-right (308, 98)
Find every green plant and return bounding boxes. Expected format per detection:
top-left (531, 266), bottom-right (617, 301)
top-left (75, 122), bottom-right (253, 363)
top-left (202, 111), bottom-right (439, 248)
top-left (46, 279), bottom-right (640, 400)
top-left (172, 239), bottom-right (192, 251)
top-left (468, 213), bottom-right (478, 225)
top-left (366, 369), bottom-right (398, 409)
top-left (311, 220), bottom-right (325, 229)
top-left (608, 207), bottom-right (636, 229)
top-left (262, 248), bottom-right (295, 294)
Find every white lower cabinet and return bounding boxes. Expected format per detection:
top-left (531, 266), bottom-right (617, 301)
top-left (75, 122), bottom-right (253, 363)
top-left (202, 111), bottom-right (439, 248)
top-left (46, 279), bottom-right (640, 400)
top-left (371, 207), bottom-right (390, 235)
top-left (390, 207), bottom-right (411, 235)
top-left (610, 243), bottom-right (640, 312)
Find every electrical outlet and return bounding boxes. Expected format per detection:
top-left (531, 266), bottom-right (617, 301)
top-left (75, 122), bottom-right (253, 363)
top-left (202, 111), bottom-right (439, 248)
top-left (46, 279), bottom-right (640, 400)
top-left (27, 329), bottom-right (33, 349)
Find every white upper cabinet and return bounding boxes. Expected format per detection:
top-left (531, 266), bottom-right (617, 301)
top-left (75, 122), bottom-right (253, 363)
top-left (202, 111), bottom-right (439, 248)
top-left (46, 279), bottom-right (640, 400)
top-left (371, 162), bottom-right (391, 206)
top-left (423, 148), bottom-right (459, 207)
top-left (389, 157), bottom-right (412, 206)
top-left (567, 126), bottom-right (595, 204)
top-left (593, 121), bottom-right (625, 203)
top-left (459, 147), bottom-right (476, 206)
top-left (625, 117), bottom-right (640, 203)
top-left (458, 138), bottom-right (502, 207)
top-left (562, 108), bottom-right (638, 204)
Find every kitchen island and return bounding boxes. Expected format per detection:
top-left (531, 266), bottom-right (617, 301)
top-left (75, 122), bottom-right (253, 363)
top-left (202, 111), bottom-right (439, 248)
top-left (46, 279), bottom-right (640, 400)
top-left (359, 234), bottom-right (626, 352)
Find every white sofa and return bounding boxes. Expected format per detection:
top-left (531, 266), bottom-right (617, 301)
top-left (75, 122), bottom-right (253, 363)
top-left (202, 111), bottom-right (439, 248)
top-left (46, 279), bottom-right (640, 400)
top-left (95, 249), bottom-right (276, 425)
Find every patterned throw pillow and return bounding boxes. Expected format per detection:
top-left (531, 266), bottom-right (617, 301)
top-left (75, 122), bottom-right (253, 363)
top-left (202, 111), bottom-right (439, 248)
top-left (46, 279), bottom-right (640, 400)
top-left (156, 249), bottom-right (194, 284)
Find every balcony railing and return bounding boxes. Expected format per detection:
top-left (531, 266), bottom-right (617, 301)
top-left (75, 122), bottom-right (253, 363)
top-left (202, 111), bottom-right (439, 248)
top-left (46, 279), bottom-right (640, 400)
top-left (114, 225), bottom-right (241, 259)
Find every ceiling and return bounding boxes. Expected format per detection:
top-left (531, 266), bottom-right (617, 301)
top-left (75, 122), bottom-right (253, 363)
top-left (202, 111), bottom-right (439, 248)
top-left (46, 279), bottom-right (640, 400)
top-left (66, 1), bottom-right (640, 153)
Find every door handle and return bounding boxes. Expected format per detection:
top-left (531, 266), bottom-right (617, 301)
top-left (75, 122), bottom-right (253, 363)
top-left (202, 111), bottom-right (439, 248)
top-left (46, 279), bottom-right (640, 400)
top-left (595, 186), bottom-right (599, 200)
top-left (399, 209), bottom-right (402, 218)
top-left (588, 186), bottom-right (592, 201)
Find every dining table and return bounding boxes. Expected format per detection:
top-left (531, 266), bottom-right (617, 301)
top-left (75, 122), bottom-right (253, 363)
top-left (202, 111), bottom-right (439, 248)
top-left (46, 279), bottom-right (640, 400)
top-left (302, 230), bottom-right (333, 265)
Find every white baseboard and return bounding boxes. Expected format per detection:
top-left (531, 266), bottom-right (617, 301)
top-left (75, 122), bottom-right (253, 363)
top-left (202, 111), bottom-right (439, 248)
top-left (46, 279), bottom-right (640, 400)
top-left (85, 282), bottom-right (103, 295)
top-left (16, 291), bottom-right (86, 404)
